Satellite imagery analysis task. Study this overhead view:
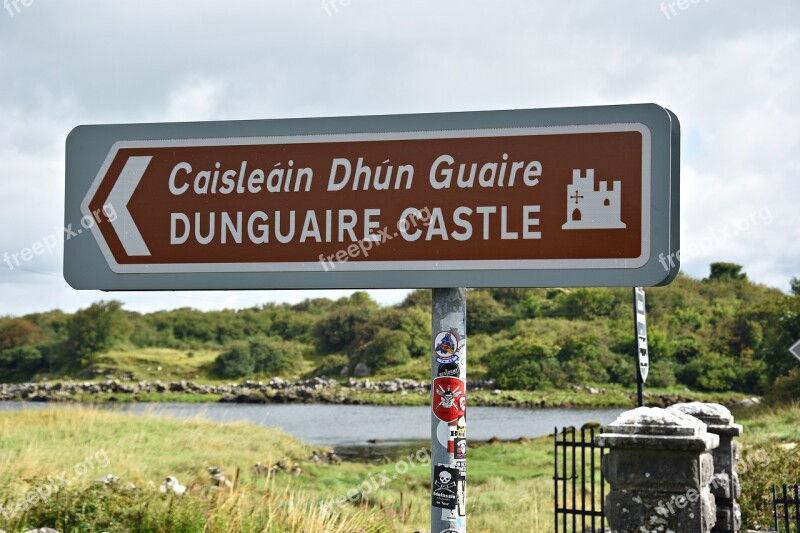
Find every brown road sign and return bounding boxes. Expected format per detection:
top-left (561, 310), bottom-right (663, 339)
top-left (65, 104), bottom-right (679, 290)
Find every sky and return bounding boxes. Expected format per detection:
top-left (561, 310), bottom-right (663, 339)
top-left (0, 0), bottom-right (798, 316)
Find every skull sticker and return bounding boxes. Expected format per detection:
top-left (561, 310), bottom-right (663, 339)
top-left (432, 377), bottom-right (466, 422)
top-left (432, 464), bottom-right (460, 510)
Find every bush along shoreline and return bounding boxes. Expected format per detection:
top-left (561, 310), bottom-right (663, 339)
top-left (0, 377), bottom-right (754, 409)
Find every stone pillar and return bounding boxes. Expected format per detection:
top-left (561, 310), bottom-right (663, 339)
top-left (669, 402), bottom-right (743, 533)
top-left (596, 407), bottom-right (719, 532)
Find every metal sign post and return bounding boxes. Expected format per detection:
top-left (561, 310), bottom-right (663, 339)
top-left (633, 287), bottom-right (649, 407)
top-left (431, 288), bottom-right (467, 532)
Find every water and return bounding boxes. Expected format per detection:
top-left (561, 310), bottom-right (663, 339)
top-left (0, 402), bottom-right (624, 460)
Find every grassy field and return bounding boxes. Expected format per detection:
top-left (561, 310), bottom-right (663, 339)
top-left (93, 348), bottom-right (222, 382)
top-left (731, 403), bottom-right (800, 529)
top-left (0, 403), bottom-right (795, 532)
top-left (0, 406), bottom-right (557, 532)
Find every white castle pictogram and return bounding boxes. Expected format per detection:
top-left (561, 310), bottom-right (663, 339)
top-left (562, 169), bottom-right (626, 230)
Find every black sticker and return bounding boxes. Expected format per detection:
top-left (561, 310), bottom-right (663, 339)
top-left (437, 362), bottom-right (460, 378)
top-left (432, 464), bottom-right (459, 510)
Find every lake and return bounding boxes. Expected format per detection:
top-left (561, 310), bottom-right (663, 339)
top-left (0, 402), bottom-right (625, 460)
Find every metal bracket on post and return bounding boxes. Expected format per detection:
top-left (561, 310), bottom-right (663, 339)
top-left (431, 288), bottom-right (467, 533)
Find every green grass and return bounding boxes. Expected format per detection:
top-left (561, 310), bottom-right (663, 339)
top-left (733, 403), bottom-right (800, 530)
top-left (93, 347), bottom-right (221, 382)
top-left (0, 405), bottom-right (560, 532)
top-left (0, 403), bottom-right (796, 531)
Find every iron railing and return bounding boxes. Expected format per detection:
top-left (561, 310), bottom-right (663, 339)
top-left (554, 422), bottom-right (608, 532)
top-left (773, 484), bottom-right (800, 532)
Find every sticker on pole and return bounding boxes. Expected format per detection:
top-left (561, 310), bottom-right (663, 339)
top-left (433, 377), bottom-right (466, 422)
top-left (454, 438), bottom-right (467, 460)
top-left (434, 331), bottom-right (459, 364)
top-left (432, 464), bottom-right (459, 510)
top-left (437, 362), bottom-right (460, 378)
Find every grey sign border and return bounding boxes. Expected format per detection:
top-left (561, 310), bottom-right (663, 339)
top-left (64, 103), bottom-right (678, 291)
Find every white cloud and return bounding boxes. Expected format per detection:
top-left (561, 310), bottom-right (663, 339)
top-left (162, 78), bottom-right (227, 123)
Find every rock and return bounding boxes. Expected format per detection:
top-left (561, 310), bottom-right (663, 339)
top-left (94, 474), bottom-right (120, 485)
top-left (308, 451), bottom-right (323, 463)
top-left (212, 473), bottom-right (232, 488)
top-left (728, 397), bottom-right (761, 410)
top-left (339, 366), bottom-right (350, 377)
top-left (253, 462), bottom-right (270, 477)
top-left (24, 529), bottom-right (61, 533)
top-left (159, 476), bottom-right (186, 496)
top-left (353, 363), bottom-right (371, 377)
top-left (326, 451), bottom-right (342, 465)
top-left (208, 467), bottom-right (232, 488)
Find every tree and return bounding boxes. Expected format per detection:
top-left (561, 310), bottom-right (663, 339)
top-left (313, 295), bottom-right (377, 353)
top-left (64, 301), bottom-right (127, 368)
top-left (466, 290), bottom-right (513, 334)
top-left (708, 262), bottom-right (747, 281)
top-left (791, 277), bottom-right (800, 296)
top-left (400, 289), bottom-right (432, 308)
top-left (0, 318), bottom-right (44, 350)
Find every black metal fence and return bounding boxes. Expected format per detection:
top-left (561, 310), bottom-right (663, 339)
top-left (773, 484), bottom-right (800, 532)
top-left (553, 422), bottom-right (608, 532)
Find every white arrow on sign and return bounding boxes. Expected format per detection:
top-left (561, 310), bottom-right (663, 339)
top-left (790, 339), bottom-right (800, 363)
top-left (105, 156), bottom-right (152, 257)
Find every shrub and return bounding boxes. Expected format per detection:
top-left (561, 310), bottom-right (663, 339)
top-left (356, 329), bottom-right (412, 370)
top-left (310, 354), bottom-right (349, 377)
top-left (212, 341), bottom-right (254, 378)
top-left (765, 368), bottom-right (800, 406)
top-left (739, 444), bottom-right (800, 529)
top-left (249, 336), bottom-right (305, 375)
top-left (679, 352), bottom-right (740, 391)
top-left (467, 290), bottom-right (514, 335)
top-left (0, 345), bottom-right (44, 380)
top-left (485, 339), bottom-right (556, 390)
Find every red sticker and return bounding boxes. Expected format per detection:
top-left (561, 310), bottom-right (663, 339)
top-left (432, 377), bottom-right (466, 422)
